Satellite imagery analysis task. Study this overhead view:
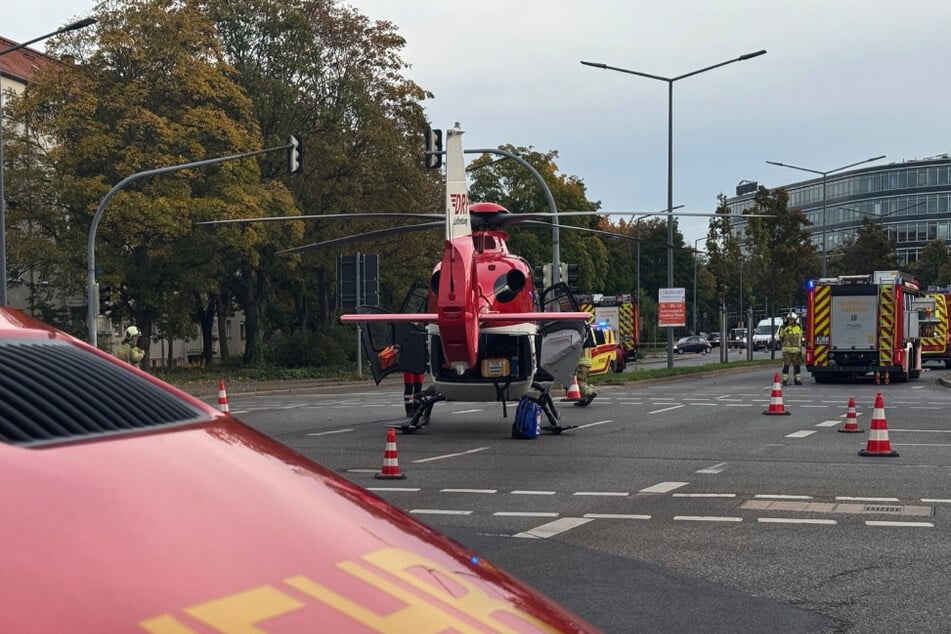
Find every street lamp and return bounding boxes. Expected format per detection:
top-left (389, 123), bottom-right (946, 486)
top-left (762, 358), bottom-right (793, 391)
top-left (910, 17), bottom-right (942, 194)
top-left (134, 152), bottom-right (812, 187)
top-left (0, 17), bottom-right (97, 307)
top-left (692, 237), bottom-right (705, 334)
top-left (765, 154), bottom-right (886, 278)
top-left (582, 49), bottom-right (767, 368)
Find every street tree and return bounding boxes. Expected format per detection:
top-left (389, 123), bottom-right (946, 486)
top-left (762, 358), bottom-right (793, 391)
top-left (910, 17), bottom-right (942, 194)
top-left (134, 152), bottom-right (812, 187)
top-left (832, 217), bottom-right (898, 276)
top-left (744, 186), bottom-right (815, 318)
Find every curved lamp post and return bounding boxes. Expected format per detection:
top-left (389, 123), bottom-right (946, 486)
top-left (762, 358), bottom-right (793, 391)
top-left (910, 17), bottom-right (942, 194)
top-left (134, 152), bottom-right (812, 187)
top-left (582, 49), bottom-right (766, 368)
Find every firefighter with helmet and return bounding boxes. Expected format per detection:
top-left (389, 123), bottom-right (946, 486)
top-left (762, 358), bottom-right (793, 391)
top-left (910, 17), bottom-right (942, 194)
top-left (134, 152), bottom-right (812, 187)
top-left (778, 312), bottom-right (804, 385)
top-left (117, 326), bottom-right (145, 366)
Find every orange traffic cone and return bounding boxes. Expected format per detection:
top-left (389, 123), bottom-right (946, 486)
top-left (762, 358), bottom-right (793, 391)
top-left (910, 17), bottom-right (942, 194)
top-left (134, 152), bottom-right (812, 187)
top-left (859, 392), bottom-right (899, 457)
top-left (375, 427), bottom-right (407, 479)
top-left (565, 376), bottom-right (582, 401)
top-left (763, 372), bottom-right (791, 416)
top-left (217, 379), bottom-right (230, 413)
top-left (838, 396), bottom-right (863, 433)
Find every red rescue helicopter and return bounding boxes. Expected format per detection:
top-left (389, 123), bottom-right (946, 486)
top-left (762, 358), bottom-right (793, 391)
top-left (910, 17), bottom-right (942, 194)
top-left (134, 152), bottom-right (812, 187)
top-left (202, 124), bottom-right (766, 435)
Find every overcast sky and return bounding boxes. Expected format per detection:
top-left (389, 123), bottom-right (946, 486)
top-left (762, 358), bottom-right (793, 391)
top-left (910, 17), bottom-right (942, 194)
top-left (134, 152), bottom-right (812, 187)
top-left (6, 0), bottom-right (951, 247)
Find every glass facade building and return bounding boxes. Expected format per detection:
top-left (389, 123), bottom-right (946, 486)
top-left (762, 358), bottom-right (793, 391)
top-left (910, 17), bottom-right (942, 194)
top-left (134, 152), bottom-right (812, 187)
top-left (725, 155), bottom-right (951, 266)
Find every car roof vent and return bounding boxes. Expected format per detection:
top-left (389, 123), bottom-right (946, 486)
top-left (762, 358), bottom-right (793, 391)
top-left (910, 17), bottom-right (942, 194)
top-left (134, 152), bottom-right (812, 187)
top-left (0, 339), bottom-right (207, 447)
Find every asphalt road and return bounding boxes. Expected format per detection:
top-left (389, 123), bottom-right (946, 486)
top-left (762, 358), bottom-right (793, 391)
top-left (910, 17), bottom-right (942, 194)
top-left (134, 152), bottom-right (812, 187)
top-left (216, 366), bottom-right (951, 633)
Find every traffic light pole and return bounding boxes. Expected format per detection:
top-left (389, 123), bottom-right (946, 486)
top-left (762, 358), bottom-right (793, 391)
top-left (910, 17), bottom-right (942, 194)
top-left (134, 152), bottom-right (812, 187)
top-left (86, 141), bottom-right (297, 346)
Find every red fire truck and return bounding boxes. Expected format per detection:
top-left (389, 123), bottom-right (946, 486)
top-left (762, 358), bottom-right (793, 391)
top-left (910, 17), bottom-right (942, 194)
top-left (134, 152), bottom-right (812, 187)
top-left (919, 288), bottom-right (951, 368)
top-left (805, 271), bottom-right (925, 383)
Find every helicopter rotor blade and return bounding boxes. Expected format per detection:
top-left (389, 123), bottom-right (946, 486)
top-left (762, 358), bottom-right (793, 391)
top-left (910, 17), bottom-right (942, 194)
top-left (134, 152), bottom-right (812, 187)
top-left (277, 221), bottom-right (444, 255)
top-left (196, 213), bottom-right (442, 226)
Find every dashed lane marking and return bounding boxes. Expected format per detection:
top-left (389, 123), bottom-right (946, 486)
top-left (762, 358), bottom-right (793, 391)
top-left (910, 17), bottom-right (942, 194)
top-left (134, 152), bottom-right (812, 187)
top-left (759, 518), bottom-right (836, 525)
top-left (815, 420), bottom-right (841, 427)
top-left (366, 487), bottom-right (420, 492)
top-left (452, 409), bottom-right (483, 414)
top-left (639, 482), bottom-right (689, 494)
top-left (307, 428), bottom-right (354, 436)
top-left (410, 509), bottom-right (472, 516)
top-left (440, 488), bottom-right (497, 494)
top-left (755, 494), bottom-right (812, 500)
top-left (695, 462), bottom-right (728, 474)
top-left (836, 496), bottom-right (899, 502)
top-left (573, 491), bottom-right (629, 497)
top-left (584, 513), bottom-right (651, 520)
top-left (674, 516), bottom-right (743, 522)
top-left (866, 521), bottom-right (934, 528)
top-left (511, 490), bottom-right (556, 495)
top-left (495, 511), bottom-right (559, 518)
top-left (673, 493), bottom-right (736, 498)
top-left (922, 498), bottom-right (951, 504)
top-left (649, 404), bottom-right (685, 414)
top-left (576, 420), bottom-right (614, 429)
top-left (786, 430), bottom-right (817, 438)
top-left (513, 517), bottom-right (592, 539)
top-left (413, 447), bottom-right (491, 463)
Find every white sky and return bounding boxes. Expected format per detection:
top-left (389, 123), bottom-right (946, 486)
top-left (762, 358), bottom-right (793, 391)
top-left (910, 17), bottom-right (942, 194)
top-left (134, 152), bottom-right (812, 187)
top-left (6, 0), bottom-right (951, 247)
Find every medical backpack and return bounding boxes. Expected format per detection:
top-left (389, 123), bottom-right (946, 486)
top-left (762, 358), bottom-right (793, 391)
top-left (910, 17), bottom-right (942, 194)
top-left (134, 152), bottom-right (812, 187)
top-left (512, 395), bottom-right (541, 439)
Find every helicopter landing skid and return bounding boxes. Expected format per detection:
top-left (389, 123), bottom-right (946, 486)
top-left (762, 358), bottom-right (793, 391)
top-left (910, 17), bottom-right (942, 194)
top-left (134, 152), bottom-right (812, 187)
top-left (532, 381), bottom-right (578, 435)
top-left (400, 386), bottom-right (444, 434)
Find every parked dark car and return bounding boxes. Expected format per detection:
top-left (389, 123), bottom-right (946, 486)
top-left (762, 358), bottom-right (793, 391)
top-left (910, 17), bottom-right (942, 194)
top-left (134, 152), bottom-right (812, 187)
top-left (707, 332), bottom-right (721, 347)
top-left (673, 335), bottom-right (712, 354)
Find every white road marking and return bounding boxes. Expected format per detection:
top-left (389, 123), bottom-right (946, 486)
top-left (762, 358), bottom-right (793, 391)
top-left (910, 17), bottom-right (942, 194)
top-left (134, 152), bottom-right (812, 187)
top-left (866, 521), bottom-right (933, 528)
top-left (584, 513), bottom-right (651, 520)
top-left (513, 517), bottom-right (592, 539)
top-left (799, 405), bottom-right (827, 409)
top-left (307, 428), bottom-right (354, 436)
top-left (888, 428), bottom-right (951, 433)
top-left (639, 482), bottom-right (689, 494)
top-left (440, 488), bottom-right (497, 494)
top-left (690, 402), bottom-right (719, 406)
top-left (410, 509), bottom-right (472, 516)
top-left (815, 420), bottom-right (841, 427)
top-left (756, 494), bottom-right (812, 500)
top-left (725, 403), bottom-right (753, 407)
top-left (893, 443), bottom-right (951, 447)
top-left (758, 518), bottom-right (836, 525)
top-left (413, 447), bottom-right (490, 463)
top-left (673, 493), bottom-right (736, 498)
top-left (494, 511), bottom-right (560, 518)
top-left (922, 498), bottom-right (951, 504)
top-left (695, 462), bottom-right (728, 474)
top-left (573, 491), bottom-right (629, 497)
top-left (452, 409), bottom-right (483, 414)
top-left (836, 496), bottom-right (899, 502)
top-left (674, 516), bottom-right (743, 522)
top-left (366, 487), bottom-right (420, 492)
top-left (511, 490), bottom-right (556, 495)
top-left (910, 406), bottom-right (941, 410)
top-left (649, 404), bottom-right (685, 414)
top-left (347, 469), bottom-right (382, 474)
top-left (576, 420), bottom-right (614, 429)
top-left (786, 430), bottom-right (817, 438)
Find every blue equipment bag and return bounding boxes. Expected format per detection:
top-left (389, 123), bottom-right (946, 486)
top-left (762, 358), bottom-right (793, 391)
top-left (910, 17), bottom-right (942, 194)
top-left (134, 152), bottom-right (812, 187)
top-left (512, 395), bottom-right (541, 439)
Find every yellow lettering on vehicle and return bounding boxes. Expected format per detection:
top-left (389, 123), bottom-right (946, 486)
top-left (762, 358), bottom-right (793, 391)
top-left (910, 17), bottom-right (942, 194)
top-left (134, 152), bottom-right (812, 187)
top-left (139, 548), bottom-right (554, 633)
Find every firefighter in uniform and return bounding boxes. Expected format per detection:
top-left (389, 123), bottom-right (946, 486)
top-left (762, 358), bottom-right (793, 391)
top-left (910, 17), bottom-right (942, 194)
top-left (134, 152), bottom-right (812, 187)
top-left (574, 326), bottom-right (597, 407)
top-left (778, 312), bottom-right (804, 385)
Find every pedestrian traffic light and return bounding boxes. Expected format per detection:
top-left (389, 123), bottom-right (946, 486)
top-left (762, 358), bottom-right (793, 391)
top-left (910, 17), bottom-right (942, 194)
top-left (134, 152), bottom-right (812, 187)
top-left (287, 134), bottom-right (302, 173)
top-left (424, 127), bottom-right (443, 169)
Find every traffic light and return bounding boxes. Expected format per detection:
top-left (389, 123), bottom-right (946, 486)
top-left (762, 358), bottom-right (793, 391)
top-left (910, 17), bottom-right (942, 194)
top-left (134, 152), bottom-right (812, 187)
top-left (424, 127), bottom-right (443, 169)
top-left (287, 134), bottom-right (302, 173)
top-left (533, 265), bottom-right (545, 290)
top-left (560, 263), bottom-right (579, 293)
top-left (97, 282), bottom-right (113, 315)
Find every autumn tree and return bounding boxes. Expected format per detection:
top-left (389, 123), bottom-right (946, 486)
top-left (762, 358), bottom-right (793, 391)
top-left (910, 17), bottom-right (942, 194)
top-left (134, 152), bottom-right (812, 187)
top-left (831, 218), bottom-right (898, 276)
top-left (744, 187), bottom-right (816, 320)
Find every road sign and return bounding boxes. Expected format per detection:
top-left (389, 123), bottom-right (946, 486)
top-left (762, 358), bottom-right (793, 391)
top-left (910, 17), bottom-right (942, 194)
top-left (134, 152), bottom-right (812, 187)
top-left (658, 287), bottom-right (686, 327)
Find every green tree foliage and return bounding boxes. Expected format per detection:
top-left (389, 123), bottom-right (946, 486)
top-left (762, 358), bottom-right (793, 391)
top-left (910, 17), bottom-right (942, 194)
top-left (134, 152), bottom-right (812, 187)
top-left (207, 0), bottom-right (440, 342)
top-left (744, 187), bottom-right (816, 317)
top-left (466, 145), bottom-right (609, 292)
top-left (831, 218), bottom-right (898, 277)
top-left (705, 194), bottom-right (745, 325)
top-left (909, 238), bottom-right (949, 289)
top-left (7, 0), bottom-right (299, 364)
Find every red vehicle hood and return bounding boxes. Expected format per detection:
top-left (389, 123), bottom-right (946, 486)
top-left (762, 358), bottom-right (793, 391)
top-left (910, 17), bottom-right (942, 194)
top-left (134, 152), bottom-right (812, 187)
top-left (2, 419), bottom-right (596, 633)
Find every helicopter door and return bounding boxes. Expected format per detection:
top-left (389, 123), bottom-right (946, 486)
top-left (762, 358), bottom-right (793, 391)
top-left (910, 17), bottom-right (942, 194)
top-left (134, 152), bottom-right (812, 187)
top-left (536, 282), bottom-right (586, 385)
top-left (353, 306), bottom-right (401, 385)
